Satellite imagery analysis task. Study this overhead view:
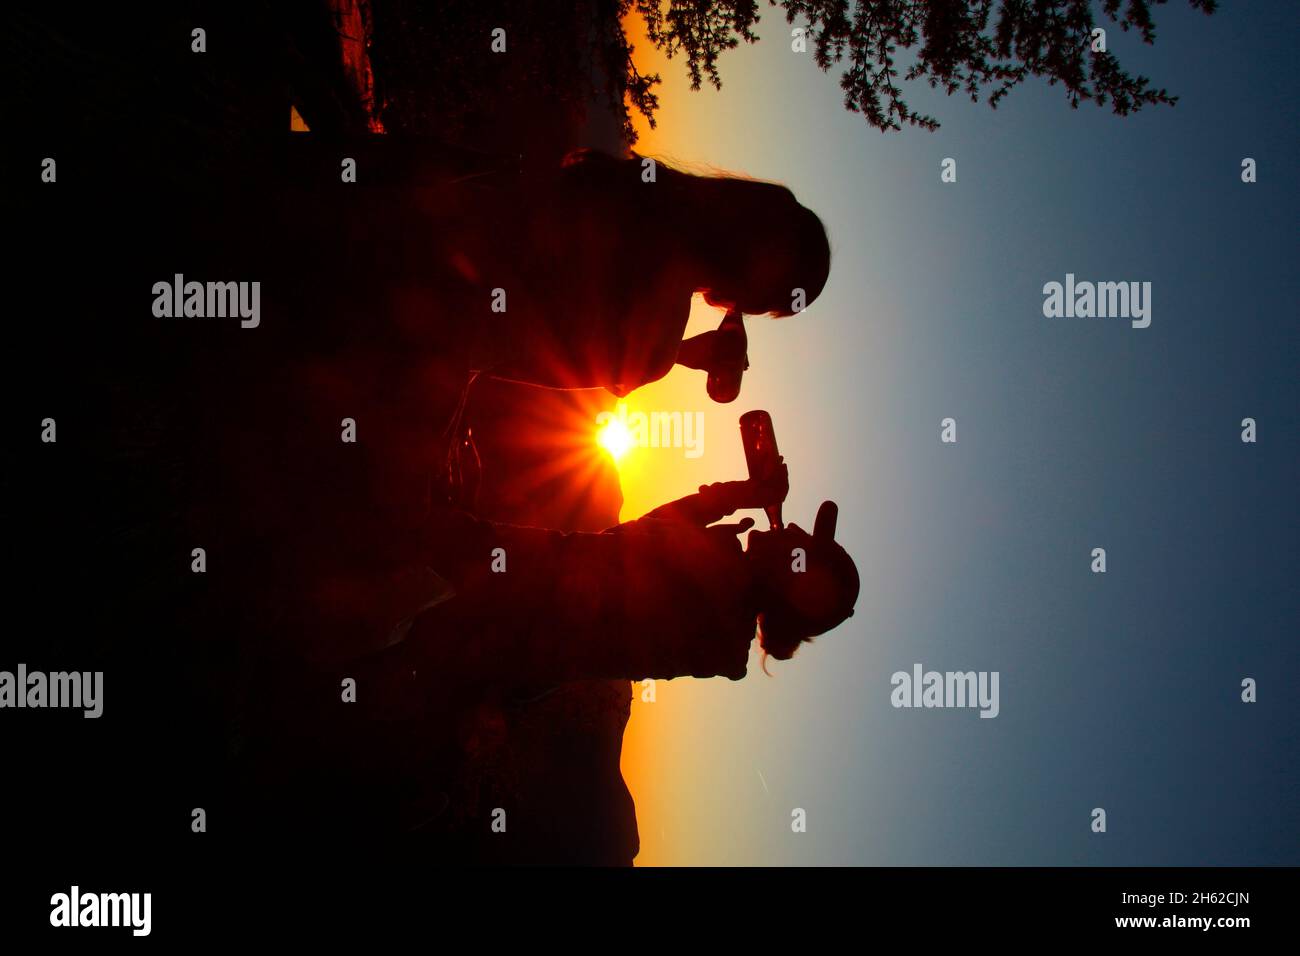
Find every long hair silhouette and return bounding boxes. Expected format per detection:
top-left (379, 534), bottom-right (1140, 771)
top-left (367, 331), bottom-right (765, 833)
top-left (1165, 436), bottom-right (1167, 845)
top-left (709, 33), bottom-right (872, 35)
top-left (562, 147), bottom-right (831, 316)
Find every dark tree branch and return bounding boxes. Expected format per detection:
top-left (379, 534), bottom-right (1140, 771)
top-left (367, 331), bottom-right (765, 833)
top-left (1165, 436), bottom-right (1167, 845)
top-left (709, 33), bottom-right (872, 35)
top-left (618, 0), bottom-right (1217, 134)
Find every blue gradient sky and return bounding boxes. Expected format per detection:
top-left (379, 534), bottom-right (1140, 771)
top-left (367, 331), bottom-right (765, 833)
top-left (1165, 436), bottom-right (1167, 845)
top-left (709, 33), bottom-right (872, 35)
top-left (618, 1), bottom-right (1298, 865)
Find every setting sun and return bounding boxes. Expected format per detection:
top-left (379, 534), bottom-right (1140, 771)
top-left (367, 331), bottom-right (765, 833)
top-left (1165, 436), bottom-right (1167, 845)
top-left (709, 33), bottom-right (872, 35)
top-left (597, 418), bottom-right (634, 462)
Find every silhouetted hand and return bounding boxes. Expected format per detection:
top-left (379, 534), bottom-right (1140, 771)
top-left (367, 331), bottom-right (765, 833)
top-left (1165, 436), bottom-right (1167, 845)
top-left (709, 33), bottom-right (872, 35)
top-left (697, 460), bottom-right (788, 513)
top-left (677, 325), bottom-right (747, 374)
top-left (709, 516), bottom-right (756, 537)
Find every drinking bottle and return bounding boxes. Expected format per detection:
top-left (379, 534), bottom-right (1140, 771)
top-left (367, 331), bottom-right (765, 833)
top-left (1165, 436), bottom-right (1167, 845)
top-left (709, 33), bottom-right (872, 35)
top-left (739, 409), bottom-right (783, 529)
top-left (706, 309), bottom-right (748, 404)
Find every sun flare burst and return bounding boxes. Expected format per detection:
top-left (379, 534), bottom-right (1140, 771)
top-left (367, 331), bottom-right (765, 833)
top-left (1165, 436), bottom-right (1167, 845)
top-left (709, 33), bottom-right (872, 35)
top-left (597, 418), bottom-right (634, 462)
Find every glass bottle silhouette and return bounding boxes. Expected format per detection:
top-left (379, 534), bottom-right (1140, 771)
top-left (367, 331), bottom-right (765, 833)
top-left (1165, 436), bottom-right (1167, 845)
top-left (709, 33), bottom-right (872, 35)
top-left (706, 309), bottom-right (748, 404)
top-left (739, 410), bottom-right (783, 529)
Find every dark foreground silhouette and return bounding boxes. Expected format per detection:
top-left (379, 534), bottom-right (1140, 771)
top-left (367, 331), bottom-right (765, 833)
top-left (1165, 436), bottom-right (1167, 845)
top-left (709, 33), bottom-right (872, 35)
top-left (9, 5), bottom-right (859, 865)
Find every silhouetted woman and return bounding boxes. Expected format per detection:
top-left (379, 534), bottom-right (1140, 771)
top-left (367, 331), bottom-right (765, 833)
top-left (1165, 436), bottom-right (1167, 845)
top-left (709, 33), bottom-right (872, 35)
top-left (179, 143), bottom-right (831, 417)
top-left (444, 148), bottom-right (832, 400)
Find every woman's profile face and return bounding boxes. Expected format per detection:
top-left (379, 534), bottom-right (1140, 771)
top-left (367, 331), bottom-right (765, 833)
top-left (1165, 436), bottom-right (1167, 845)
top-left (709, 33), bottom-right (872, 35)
top-left (701, 275), bottom-right (796, 317)
top-left (745, 524), bottom-right (813, 573)
top-left (748, 524), bottom-right (857, 622)
top-left (703, 221), bottom-right (827, 317)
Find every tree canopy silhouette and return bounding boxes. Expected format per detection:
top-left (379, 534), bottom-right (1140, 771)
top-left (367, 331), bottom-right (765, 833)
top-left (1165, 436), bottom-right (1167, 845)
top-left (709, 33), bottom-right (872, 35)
top-left (619, 0), bottom-right (1217, 134)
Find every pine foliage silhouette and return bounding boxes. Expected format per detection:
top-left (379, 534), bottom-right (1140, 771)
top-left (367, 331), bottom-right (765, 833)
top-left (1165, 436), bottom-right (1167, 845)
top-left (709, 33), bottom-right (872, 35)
top-left (619, 0), bottom-right (1217, 134)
